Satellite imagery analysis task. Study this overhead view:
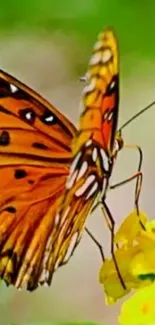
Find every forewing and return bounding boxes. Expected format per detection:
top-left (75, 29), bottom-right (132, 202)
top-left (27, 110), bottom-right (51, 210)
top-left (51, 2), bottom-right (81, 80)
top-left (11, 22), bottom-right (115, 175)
top-left (0, 69), bottom-right (76, 290)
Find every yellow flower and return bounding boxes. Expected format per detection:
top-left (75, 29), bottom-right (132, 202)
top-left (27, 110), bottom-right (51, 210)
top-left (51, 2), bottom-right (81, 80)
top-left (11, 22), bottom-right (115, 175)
top-left (119, 283), bottom-right (155, 325)
top-left (99, 210), bottom-right (155, 304)
top-left (115, 210), bottom-right (148, 247)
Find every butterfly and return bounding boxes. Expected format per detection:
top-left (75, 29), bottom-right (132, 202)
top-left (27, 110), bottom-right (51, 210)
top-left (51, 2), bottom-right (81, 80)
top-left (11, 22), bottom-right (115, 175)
top-left (0, 28), bottom-right (145, 291)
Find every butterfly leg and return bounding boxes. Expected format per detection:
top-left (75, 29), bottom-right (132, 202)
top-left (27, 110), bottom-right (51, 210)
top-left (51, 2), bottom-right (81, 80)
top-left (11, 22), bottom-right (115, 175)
top-left (110, 145), bottom-right (144, 227)
top-left (85, 227), bottom-right (105, 261)
top-left (101, 199), bottom-right (126, 289)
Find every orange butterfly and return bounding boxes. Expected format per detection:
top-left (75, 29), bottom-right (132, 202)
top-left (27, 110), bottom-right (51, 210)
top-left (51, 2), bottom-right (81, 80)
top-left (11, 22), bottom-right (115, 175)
top-left (0, 28), bottom-right (150, 291)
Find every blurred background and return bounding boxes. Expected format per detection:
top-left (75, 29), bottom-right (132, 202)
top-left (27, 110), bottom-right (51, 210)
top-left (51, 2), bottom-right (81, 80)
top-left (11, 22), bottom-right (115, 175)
top-left (0, 1), bottom-right (155, 324)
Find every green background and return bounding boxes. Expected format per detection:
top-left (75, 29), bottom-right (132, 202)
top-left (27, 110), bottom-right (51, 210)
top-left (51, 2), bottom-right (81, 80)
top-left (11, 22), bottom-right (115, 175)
top-left (0, 1), bottom-right (155, 325)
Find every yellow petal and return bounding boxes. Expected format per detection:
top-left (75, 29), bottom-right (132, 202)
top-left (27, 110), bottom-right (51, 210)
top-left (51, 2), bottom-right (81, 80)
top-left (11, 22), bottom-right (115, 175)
top-left (99, 247), bottom-right (142, 304)
top-left (130, 248), bottom-right (155, 280)
top-left (115, 210), bottom-right (148, 247)
top-left (119, 283), bottom-right (155, 325)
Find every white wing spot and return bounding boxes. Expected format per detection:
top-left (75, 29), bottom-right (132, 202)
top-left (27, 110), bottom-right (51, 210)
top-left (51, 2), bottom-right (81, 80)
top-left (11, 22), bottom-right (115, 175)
top-left (89, 52), bottom-right (102, 65)
top-left (60, 206), bottom-right (71, 226)
top-left (75, 174), bottom-right (96, 197)
top-left (83, 78), bottom-right (96, 94)
top-left (63, 232), bottom-right (79, 263)
top-left (70, 152), bottom-right (82, 175)
top-left (54, 213), bottom-right (60, 226)
top-left (102, 49), bottom-right (112, 63)
top-left (93, 40), bottom-right (103, 50)
top-left (66, 170), bottom-right (78, 189)
top-left (108, 111), bottom-right (113, 121)
top-left (25, 111), bottom-right (33, 120)
top-left (77, 161), bottom-right (88, 181)
top-left (103, 111), bottom-right (109, 121)
top-left (114, 139), bottom-right (119, 152)
top-left (92, 147), bottom-right (98, 162)
top-left (85, 139), bottom-right (92, 147)
top-left (100, 149), bottom-right (109, 172)
top-left (110, 80), bottom-right (115, 90)
top-left (54, 259), bottom-right (60, 271)
top-left (10, 84), bottom-right (18, 93)
top-left (45, 235), bottom-right (53, 252)
top-left (45, 115), bottom-right (54, 123)
top-left (86, 181), bottom-right (99, 200)
top-left (39, 269), bottom-right (49, 283)
top-left (101, 178), bottom-right (108, 197)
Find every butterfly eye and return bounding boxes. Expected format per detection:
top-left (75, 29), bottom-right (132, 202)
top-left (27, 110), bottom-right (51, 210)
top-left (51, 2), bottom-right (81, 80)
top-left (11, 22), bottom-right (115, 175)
top-left (40, 110), bottom-right (56, 125)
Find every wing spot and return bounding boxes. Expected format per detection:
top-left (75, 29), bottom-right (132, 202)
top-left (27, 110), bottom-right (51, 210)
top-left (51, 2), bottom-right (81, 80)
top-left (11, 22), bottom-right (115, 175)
top-left (106, 76), bottom-right (118, 95)
top-left (107, 111), bottom-right (113, 121)
top-left (75, 174), bottom-right (96, 197)
top-left (89, 52), bottom-right (102, 65)
top-left (85, 139), bottom-right (92, 147)
top-left (102, 48), bottom-right (113, 63)
top-left (19, 108), bottom-right (36, 125)
top-left (102, 110), bottom-right (109, 121)
top-left (62, 232), bottom-right (79, 263)
top-left (40, 111), bottom-right (55, 125)
top-left (32, 142), bottom-right (48, 150)
top-left (77, 161), bottom-right (88, 181)
top-left (92, 147), bottom-right (98, 162)
top-left (5, 206), bottom-right (16, 213)
top-left (66, 170), bottom-right (78, 189)
top-left (60, 206), bottom-right (71, 227)
top-left (14, 169), bottom-right (27, 179)
top-left (100, 149), bottom-right (109, 172)
top-left (10, 84), bottom-right (18, 93)
top-left (70, 151), bottom-right (82, 175)
top-left (28, 179), bottom-right (35, 185)
top-left (83, 78), bottom-right (96, 94)
top-left (0, 130), bottom-right (10, 146)
top-left (54, 213), bottom-right (60, 226)
top-left (109, 80), bottom-right (115, 90)
top-left (86, 181), bottom-right (99, 200)
top-left (93, 40), bottom-right (103, 50)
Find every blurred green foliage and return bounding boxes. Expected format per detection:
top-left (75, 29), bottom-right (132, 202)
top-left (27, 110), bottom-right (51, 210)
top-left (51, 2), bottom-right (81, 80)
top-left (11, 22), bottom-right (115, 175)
top-left (1, 0), bottom-right (155, 58)
top-left (8, 323), bottom-right (106, 325)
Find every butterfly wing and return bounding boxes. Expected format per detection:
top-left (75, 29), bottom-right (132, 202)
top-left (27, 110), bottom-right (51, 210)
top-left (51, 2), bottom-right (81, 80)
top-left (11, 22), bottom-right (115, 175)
top-left (44, 28), bottom-right (119, 284)
top-left (79, 28), bottom-right (119, 154)
top-left (0, 69), bottom-right (76, 290)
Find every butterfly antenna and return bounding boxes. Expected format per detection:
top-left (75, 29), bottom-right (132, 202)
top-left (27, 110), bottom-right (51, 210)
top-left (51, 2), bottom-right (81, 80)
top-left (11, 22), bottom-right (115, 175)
top-left (119, 101), bottom-right (155, 131)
